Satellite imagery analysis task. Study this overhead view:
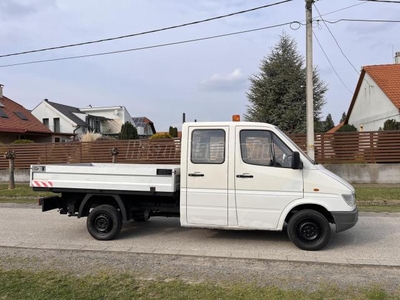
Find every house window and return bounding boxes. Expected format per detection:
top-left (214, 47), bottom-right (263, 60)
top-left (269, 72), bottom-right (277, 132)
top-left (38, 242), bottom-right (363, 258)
top-left (94, 119), bottom-right (100, 133)
top-left (54, 137), bottom-right (60, 143)
top-left (43, 118), bottom-right (49, 128)
top-left (53, 118), bottom-right (60, 133)
top-left (0, 108), bottom-right (8, 118)
top-left (14, 111), bottom-right (28, 120)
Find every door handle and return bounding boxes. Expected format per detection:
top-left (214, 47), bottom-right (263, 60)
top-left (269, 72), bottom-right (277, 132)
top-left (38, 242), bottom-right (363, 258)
top-left (236, 174), bottom-right (253, 178)
top-left (188, 173), bottom-right (204, 177)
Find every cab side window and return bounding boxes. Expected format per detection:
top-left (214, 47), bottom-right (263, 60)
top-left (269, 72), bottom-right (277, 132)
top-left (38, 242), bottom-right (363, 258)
top-left (240, 130), bottom-right (273, 166)
top-left (191, 129), bottom-right (225, 164)
top-left (240, 130), bottom-right (293, 168)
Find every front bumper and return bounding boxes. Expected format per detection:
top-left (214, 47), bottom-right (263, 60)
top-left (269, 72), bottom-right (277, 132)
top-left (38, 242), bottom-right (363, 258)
top-left (331, 208), bottom-right (358, 233)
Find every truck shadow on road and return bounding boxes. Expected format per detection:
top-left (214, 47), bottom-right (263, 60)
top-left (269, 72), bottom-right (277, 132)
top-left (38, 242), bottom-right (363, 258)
top-left (119, 218), bottom-right (290, 247)
top-left (116, 217), bottom-right (373, 252)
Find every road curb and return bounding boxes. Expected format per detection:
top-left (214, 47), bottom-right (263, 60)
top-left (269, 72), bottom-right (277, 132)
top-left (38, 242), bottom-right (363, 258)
top-left (1, 244), bottom-right (400, 268)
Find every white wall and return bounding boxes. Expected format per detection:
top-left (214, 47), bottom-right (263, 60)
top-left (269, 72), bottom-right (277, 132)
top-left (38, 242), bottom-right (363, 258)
top-left (80, 106), bottom-right (134, 135)
top-left (31, 101), bottom-right (82, 137)
top-left (348, 74), bottom-right (400, 131)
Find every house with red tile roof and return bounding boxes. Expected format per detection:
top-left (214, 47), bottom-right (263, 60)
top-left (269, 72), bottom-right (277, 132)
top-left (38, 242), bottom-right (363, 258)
top-left (346, 58), bottom-right (400, 131)
top-left (0, 85), bottom-right (53, 144)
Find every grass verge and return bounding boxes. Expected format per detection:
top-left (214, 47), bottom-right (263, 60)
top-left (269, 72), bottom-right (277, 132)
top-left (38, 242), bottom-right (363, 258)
top-left (0, 183), bottom-right (55, 204)
top-left (353, 184), bottom-right (400, 213)
top-left (1, 183), bottom-right (400, 213)
top-left (0, 268), bottom-right (397, 300)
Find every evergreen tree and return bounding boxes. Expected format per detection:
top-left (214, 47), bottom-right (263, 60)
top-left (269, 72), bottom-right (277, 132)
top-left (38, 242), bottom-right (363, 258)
top-left (383, 119), bottom-right (400, 130)
top-left (324, 113), bottom-right (335, 132)
top-left (337, 124), bottom-right (357, 132)
top-left (119, 121), bottom-right (139, 140)
top-left (169, 126), bottom-right (178, 137)
top-left (340, 112), bottom-right (347, 123)
top-left (244, 33), bottom-right (327, 134)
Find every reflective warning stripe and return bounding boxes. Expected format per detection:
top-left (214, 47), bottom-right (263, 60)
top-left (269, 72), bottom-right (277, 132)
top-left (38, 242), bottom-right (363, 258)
top-left (32, 181), bottom-right (53, 187)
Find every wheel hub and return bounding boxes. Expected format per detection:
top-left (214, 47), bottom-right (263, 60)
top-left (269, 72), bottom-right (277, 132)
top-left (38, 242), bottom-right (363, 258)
top-left (298, 221), bottom-right (319, 241)
top-left (94, 214), bottom-right (111, 233)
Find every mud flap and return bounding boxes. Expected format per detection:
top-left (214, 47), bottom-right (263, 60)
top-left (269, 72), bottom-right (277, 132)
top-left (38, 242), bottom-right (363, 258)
top-left (40, 196), bottom-right (64, 212)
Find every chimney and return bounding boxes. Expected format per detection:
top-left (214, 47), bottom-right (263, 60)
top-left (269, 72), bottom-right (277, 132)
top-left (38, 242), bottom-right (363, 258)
top-left (0, 84), bottom-right (3, 98)
top-left (395, 52), bottom-right (400, 64)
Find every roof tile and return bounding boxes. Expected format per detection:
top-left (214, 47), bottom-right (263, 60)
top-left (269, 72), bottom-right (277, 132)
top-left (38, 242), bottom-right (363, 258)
top-left (364, 64), bottom-right (400, 108)
top-left (0, 96), bottom-right (52, 134)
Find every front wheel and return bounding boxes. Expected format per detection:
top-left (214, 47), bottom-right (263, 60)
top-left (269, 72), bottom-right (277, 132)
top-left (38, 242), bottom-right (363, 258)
top-left (87, 205), bottom-right (122, 240)
top-left (287, 209), bottom-right (331, 251)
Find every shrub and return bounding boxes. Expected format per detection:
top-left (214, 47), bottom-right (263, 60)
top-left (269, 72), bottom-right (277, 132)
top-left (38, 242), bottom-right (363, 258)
top-left (80, 132), bottom-right (102, 142)
top-left (337, 124), bottom-right (357, 132)
top-left (149, 133), bottom-right (172, 139)
top-left (12, 139), bottom-right (34, 144)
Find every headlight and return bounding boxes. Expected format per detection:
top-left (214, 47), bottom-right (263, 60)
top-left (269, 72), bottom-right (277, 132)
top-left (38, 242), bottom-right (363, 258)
top-left (342, 194), bottom-right (356, 206)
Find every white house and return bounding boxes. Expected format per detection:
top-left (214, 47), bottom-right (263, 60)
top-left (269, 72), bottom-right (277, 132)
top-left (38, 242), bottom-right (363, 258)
top-left (31, 100), bottom-right (155, 141)
top-left (346, 54), bottom-right (400, 131)
top-left (79, 105), bottom-right (134, 136)
top-left (31, 99), bottom-right (87, 142)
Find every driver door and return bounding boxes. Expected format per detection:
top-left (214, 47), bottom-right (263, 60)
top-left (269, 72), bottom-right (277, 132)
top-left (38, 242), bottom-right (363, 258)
top-left (234, 127), bottom-right (303, 229)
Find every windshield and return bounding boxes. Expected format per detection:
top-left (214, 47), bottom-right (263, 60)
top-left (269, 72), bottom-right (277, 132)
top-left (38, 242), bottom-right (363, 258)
top-left (274, 127), bottom-right (316, 165)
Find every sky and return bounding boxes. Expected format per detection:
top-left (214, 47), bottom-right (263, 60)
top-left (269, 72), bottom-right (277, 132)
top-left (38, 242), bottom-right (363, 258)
top-left (0, 0), bottom-right (399, 132)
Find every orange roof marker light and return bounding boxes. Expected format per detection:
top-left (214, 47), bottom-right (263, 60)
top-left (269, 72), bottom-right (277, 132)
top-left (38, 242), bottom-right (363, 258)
top-left (232, 115), bottom-right (241, 122)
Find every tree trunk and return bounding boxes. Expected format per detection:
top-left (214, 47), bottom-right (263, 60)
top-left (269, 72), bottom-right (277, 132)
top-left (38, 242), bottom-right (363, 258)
top-left (8, 157), bottom-right (15, 190)
top-left (110, 148), bottom-right (119, 163)
top-left (4, 150), bottom-right (16, 190)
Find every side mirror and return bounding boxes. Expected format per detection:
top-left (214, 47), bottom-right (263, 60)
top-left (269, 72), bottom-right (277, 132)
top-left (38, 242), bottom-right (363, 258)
top-left (291, 151), bottom-right (303, 170)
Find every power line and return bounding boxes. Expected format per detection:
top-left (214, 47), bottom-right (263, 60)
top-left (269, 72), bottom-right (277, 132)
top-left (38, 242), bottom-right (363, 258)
top-left (312, 31), bottom-right (353, 95)
top-left (360, 0), bottom-right (400, 3)
top-left (0, 0), bottom-right (292, 59)
top-left (322, 18), bottom-right (400, 24)
top-left (313, 4), bottom-right (361, 76)
top-left (0, 21), bottom-right (294, 68)
top-left (313, 4), bottom-right (373, 86)
top-left (318, 2), bottom-right (367, 17)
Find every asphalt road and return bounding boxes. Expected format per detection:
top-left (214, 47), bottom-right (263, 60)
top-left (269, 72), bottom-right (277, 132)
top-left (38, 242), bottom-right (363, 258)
top-left (0, 206), bottom-right (399, 267)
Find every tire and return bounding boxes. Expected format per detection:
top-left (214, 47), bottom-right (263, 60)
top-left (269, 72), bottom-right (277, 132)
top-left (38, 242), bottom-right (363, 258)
top-left (87, 205), bottom-right (122, 240)
top-left (287, 209), bottom-right (331, 251)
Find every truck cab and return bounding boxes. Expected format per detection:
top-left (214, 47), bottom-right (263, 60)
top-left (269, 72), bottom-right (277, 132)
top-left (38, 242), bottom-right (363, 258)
top-left (180, 122), bottom-right (358, 250)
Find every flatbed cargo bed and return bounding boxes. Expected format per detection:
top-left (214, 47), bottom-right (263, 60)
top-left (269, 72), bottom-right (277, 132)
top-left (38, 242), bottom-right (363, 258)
top-left (30, 163), bottom-right (181, 193)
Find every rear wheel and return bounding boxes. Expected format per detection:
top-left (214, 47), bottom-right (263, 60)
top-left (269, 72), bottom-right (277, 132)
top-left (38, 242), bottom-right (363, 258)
top-left (287, 209), bottom-right (331, 251)
top-left (87, 205), bottom-right (122, 240)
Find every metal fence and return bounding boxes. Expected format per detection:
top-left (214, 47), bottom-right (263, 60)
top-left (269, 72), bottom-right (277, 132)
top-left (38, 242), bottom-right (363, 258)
top-left (1, 130), bottom-right (400, 169)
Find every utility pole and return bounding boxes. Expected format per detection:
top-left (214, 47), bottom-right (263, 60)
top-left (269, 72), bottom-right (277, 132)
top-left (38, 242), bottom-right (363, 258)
top-left (306, 0), bottom-right (315, 160)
